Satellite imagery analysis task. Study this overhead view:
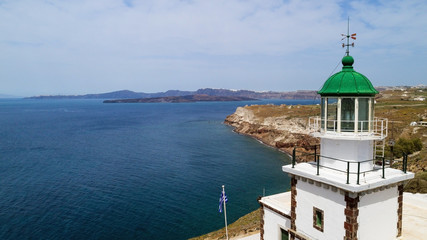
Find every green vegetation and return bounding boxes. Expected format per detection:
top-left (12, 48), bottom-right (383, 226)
top-left (386, 137), bottom-right (423, 159)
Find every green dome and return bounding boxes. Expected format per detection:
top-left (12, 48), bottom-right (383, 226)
top-left (318, 56), bottom-right (378, 96)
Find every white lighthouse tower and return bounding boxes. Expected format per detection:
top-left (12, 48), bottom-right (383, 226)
top-left (259, 31), bottom-right (414, 240)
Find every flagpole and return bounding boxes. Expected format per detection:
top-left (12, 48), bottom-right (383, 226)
top-left (222, 185), bottom-right (229, 240)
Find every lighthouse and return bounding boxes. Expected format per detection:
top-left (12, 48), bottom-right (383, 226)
top-left (258, 31), bottom-right (414, 240)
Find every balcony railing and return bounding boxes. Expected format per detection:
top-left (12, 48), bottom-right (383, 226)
top-left (308, 117), bottom-right (388, 139)
top-left (291, 146), bottom-right (408, 185)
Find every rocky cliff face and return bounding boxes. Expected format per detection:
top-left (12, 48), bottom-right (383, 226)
top-left (224, 104), bottom-right (319, 161)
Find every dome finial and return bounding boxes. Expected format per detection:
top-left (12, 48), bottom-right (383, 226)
top-left (341, 17), bottom-right (356, 56)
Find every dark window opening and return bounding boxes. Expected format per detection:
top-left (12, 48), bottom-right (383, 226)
top-left (281, 228), bottom-right (289, 240)
top-left (313, 207), bottom-right (324, 232)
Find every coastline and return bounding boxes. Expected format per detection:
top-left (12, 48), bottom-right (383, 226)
top-left (229, 127), bottom-right (293, 157)
top-left (223, 104), bottom-right (319, 161)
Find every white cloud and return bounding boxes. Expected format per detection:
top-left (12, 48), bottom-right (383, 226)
top-left (0, 0), bottom-right (426, 95)
top-left (350, 0), bottom-right (427, 50)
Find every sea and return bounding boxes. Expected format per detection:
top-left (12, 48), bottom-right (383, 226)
top-left (0, 98), bottom-right (317, 240)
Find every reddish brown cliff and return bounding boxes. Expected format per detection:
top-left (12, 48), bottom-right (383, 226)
top-left (224, 104), bottom-right (319, 162)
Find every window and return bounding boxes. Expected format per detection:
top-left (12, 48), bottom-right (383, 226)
top-left (313, 207), bottom-right (324, 232)
top-left (327, 98), bottom-right (338, 130)
top-left (341, 98), bottom-right (355, 132)
top-left (281, 228), bottom-right (289, 240)
top-left (321, 98), bottom-right (325, 129)
top-left (358, 98), bottom-right (370, 132)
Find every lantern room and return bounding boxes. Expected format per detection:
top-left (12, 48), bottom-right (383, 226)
top-left (318, 55), bottom-right (378, 135)
top-left (307, 54), bottom-right (387, 172)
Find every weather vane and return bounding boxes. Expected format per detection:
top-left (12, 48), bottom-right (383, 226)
top-left (341, 17), bottom-right (356, 56)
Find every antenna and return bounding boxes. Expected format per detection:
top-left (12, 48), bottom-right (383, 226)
top-left (341, 17), bottom-right (356, 56)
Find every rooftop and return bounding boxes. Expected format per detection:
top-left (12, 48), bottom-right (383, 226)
top-left (318, 56), bottom-right (378, 96)
top-left (258, 191), bottom-right (291, 216)
top-left (283, 163), bottom-right (414, 193)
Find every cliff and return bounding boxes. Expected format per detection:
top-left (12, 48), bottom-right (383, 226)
top-left (224, 104), bottom-right (320, 161)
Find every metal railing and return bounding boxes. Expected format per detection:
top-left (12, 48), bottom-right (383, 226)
top-left (308, 117), bottom-right (388, 138)
top-left (291, 146), bottom-right (408, 185)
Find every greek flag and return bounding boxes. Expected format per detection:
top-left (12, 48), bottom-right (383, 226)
top-left (218, 191), bottom-right (228, 213)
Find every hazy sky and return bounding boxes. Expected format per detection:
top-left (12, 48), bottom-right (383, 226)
top-left (1, 0), bottom-right (426, 96)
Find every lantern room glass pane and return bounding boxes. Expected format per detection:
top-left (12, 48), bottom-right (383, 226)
top-left (358, 98), bottom-right (370, 132)
top-left (370, 98), bottom-right (374, 131)
top-left (321, 98), bottom-right (325, 129)
top-left (327, 98), bottom-right (338, 130)
top-left (341, 98), bottom-right (355, 132)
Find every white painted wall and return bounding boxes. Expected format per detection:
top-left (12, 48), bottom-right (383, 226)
top-left (358, 186), bottom-right (398, 240)
top-left (263, 208), bottom-right (291, 240)
top-left (295, 180), bottom-right (346, 240)
top-left (320, 138), bottom-right (374, 172)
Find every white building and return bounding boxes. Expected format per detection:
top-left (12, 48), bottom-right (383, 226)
top-left (258, 54), bottom-right (414, 240)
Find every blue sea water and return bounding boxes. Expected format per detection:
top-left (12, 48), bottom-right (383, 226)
top-left (0, 99), bottom-right (317, 240)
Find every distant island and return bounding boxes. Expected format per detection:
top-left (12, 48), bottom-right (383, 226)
top-left (26, 88), bottom-right (319, 100)
top-left (103, 94), bottom-right (256, 103)
top-left (25, 86), bottom-right (415, 101)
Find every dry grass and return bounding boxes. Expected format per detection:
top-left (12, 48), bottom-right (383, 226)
top-left (189, 208), bottom-right (261, 240)
top-left (375, 88), bottom-right (427, 175)
top-left (245, 104), bottom-right (320, 120)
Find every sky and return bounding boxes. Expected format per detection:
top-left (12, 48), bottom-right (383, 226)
top-left (1, 0), bottom-right (426, 96)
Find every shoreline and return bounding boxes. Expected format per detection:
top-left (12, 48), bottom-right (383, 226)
top-left (223, 104), bottom-right (320, 163)
top-left (228, 127), bottom-right (293, 157)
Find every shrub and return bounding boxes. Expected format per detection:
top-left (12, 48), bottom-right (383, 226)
top-left (404, 171), bottom-right (427, 193)
top-left (388, 137), bottom-right (423, 158)
top-left (413, 138), bottom-right (423, 151)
